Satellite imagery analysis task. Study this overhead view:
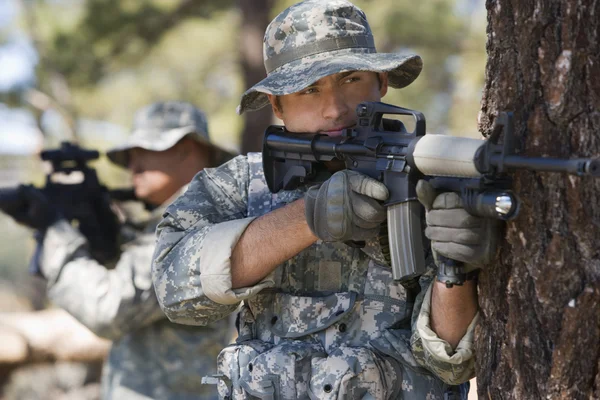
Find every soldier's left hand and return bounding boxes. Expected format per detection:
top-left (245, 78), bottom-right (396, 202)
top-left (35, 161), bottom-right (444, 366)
top-left (7, 185), bottom-right (61, 231)
top-left (416, 180), bottom-right (501, 270)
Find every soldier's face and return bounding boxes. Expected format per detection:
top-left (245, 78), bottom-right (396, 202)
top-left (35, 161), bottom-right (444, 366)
top-left (127, 145), bottom-right (185, 205)
top-left (267, 71), bottom-right (388, 134)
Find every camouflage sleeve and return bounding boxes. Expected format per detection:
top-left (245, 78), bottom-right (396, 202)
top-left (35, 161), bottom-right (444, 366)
top-left (410, 267), bottom-right (478, 385)
top-left (152, 155), bottom-right (275, 326)
top-left (40, 219), bottom-right (166, 341)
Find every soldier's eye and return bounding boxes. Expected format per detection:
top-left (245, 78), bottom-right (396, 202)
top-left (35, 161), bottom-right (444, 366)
top-left (301, 87), bottom-right (318, 95)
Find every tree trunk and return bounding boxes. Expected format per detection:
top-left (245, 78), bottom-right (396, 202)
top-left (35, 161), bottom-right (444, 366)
top-left (0, 309), bottom-right (110, 365)
top-left (0, 309), bottom-right (110, 389)
top-left (238, 0), bottom-right (274, 154)
top-left (476, 1), bottom-right (600, 399)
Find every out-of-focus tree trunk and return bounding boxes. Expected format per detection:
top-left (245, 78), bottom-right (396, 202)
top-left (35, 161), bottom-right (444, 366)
top-left (0, 309), bottom-right (110, 386)
top-left (239, 0), bottom-right (274, 154)
top-left (0, 309), bottom-right (110, 392)
top-left (476, 1), bottom-right (600, 399)
top-left (19, 0), bottom-right (79, 141)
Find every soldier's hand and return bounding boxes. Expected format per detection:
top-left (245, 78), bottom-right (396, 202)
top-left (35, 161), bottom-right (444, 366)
top-left (305, 170), bottom-right (389, 242)
top-left (7, 185), bottom-right (60, 231)
top-left (416, 179), bottom-right (500, 271)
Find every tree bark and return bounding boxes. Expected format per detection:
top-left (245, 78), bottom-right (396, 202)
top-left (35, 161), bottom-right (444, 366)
top-left (238, 0), bottom-right (274, 154)
top-left (477, 1), bottom-right (600, 399)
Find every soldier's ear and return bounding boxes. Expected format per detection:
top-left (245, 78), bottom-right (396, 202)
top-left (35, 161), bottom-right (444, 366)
top-left (267, 94), bottom-right (284, 120)
top-left (378, 72), bottom-right (388, 98)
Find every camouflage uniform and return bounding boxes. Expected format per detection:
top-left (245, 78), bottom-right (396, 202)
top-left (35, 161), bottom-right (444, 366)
top-left (39, 102), bottom-right (234, 400)
top-left (153, 155), bottom-right (476, 399)
top-left (153, 3), bottom-right (477, 399)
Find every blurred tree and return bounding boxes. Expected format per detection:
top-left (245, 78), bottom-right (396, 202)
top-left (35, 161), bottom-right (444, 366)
top-left (362, 0), bottom-right (483, 135)
top-left (20, 0), bottom-right (273, 153)
top-left (476, 0), bottom-right (600, 398)
top-left (238, 0), bottom-right (274, 153)
top-left (18, 0), bottom-right (78, 140)
top-left (18, 0), bottom-right (486, 153)
top-left (45, 0), bottom-right (234, 87)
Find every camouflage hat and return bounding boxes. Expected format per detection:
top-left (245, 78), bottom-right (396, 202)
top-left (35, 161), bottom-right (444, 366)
top-left (107, 101), bottom-right (234, 167)
top-left (237, 0), bottom-right (423, 114)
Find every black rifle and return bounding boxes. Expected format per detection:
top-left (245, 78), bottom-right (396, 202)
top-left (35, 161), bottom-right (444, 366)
top-left (262, 101), bottom-right (600, 286)
top-left (0, 142), bottom-right (138, 270)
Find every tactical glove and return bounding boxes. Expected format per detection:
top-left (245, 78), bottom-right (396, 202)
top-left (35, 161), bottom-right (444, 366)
top-left (6, 185), bottom-right (61, 231)
top-left (305, 170), bottom-right (389, 242)
top-left (416, 179), bottom-right (500, 272)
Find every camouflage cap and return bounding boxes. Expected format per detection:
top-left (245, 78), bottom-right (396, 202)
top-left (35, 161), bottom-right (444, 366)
top-left (107, 101), bottom-right (234, 168)
top-left (237, 0), bottom-right (423, 114)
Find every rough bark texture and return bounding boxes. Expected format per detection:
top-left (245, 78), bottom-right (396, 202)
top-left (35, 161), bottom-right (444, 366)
top-left (477, 1), bottom-right (600, 399)
top-left (239, 0), bottom-right (275, 154)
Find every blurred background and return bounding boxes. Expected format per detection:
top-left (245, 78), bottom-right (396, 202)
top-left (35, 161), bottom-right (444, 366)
top-left (0, 0), bottom-right (486, 398)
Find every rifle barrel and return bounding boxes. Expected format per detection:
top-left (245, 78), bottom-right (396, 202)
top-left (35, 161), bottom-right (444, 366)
top-left (493, 155), bottom-right (600, 177)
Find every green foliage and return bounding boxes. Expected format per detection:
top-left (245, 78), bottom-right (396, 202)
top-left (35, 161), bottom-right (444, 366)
top-left (357, 0), bottom-right (484, 135)
top-left (69, 10), bottom-right (243, 153)
top-left (23, 0), bottom-right (487, 146)
top-left (45, 0), bottom-right (235, 87)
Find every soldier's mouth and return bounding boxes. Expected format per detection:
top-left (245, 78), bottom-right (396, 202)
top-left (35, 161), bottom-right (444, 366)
top-left (322, 124), bottom-right (355, 137)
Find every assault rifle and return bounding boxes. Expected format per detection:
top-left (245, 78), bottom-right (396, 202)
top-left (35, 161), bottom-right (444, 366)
top-left (0, 142), bottom-right (137, 270)
top-left (262, 102), bottom-right (600, 286)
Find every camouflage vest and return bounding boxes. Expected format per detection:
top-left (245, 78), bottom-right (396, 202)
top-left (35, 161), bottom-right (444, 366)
top-left (214, 153), bottom-right (455, 400)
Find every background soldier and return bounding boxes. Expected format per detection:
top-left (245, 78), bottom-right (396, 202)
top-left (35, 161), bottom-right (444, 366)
top-left (2, 101), bottom-right (234, 399)
top-left (153, 1), bottom-right (497, 399)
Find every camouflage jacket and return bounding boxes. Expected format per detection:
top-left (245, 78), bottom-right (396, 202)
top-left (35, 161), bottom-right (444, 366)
top-left (153, 154), bottom-right (477, 399)
top-left (40, 191), bottom-right (230, 400)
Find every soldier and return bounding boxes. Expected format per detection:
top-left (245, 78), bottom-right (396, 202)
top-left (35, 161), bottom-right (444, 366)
top-left (4, 101), bottom-right (234, 399)
top-left (152, 1), bottom-right (496, 399)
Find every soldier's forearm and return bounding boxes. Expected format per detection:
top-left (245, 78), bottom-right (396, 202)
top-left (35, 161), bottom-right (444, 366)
top-left (231, 198), bottom-right (317, 288)
top-left (429, 280), bottom-right (478, 349)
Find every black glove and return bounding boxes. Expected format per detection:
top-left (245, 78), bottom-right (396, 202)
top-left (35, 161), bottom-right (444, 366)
top-left (78, 192), bottom-right (121, 263)
top-left (6, 185), bottom-right (61, 231)
top-left (305, 170), bottom-right (389, 242)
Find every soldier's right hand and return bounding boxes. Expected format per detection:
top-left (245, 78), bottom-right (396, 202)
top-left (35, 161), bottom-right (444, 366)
top-left (304, 170), bottom-right (389, 242)
top-left (7, 185), bottom-right (60, 231)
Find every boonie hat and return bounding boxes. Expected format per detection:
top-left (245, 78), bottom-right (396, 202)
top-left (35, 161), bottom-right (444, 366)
top-left (107, 101), bottom-right (235, 167)
top-left (237, 0), bottom-right (423, 114)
